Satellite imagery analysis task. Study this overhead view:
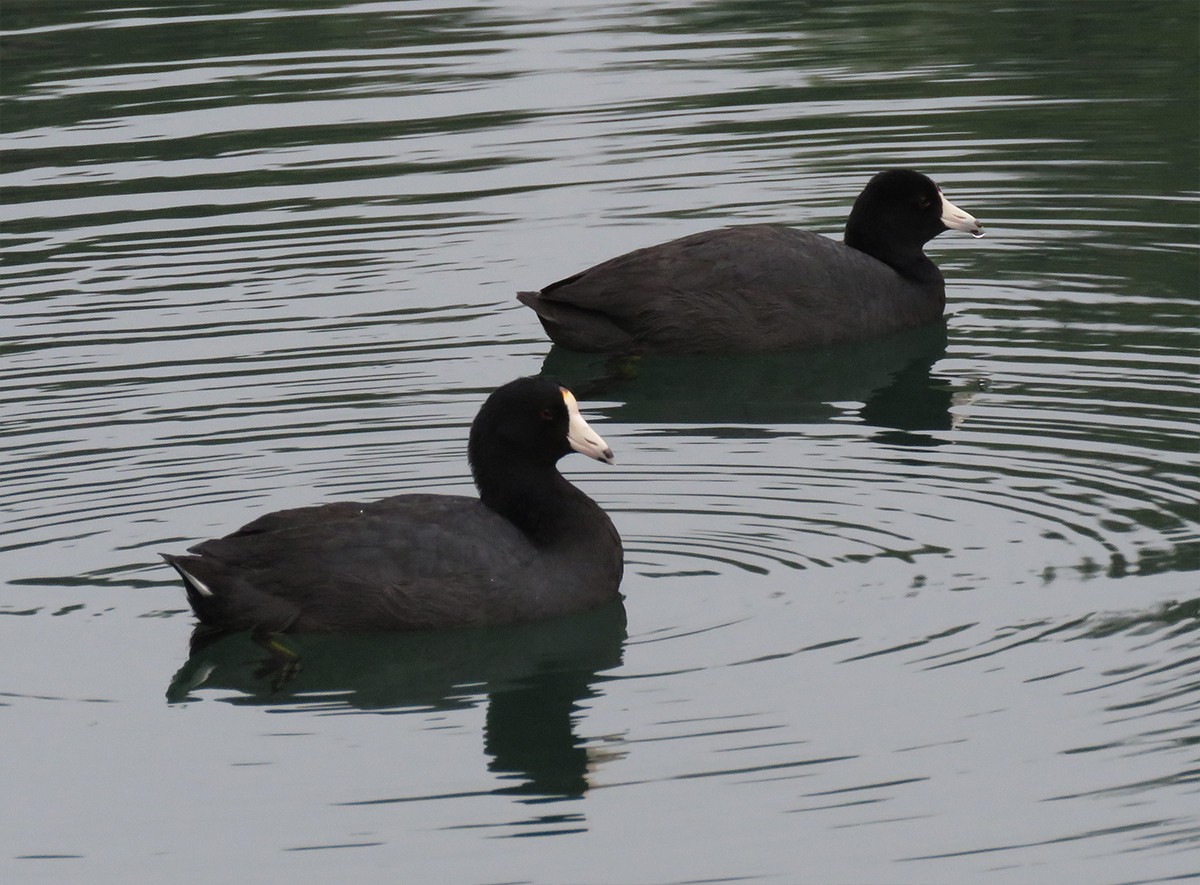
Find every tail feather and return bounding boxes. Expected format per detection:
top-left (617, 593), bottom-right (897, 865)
top-left (161, 553), bottom-right (224, 625)
top-left (516, 291), bottom-right (633, 352)
top-left (161, 552), bottom-right (303, 633)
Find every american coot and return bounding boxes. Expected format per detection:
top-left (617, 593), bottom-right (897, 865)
top-left (162, 377), bottom-right (623, 633)
top-left (518, 169), bottom-right (983, 354)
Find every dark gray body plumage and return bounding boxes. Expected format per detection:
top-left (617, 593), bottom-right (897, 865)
top-left (164, 489), bottom-right (622, 633)
top-left (162, 376), bottom-right (624, 635)
top-left (518, 224), bottom-right (945, 354)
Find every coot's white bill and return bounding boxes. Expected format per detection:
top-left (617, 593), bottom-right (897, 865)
top-left (939, 189), bottom-right (984, 238)
top-left (563, 388), bottom-right (614, 464)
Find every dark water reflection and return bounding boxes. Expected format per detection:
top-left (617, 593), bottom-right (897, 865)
top-left (170, 603), bottom-right (627, 801)
top-left (541, 322), bottom-right (957, 446)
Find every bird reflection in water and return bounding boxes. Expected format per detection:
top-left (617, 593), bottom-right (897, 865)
top-left (167, 601), bottom-right (628, 802)
top-left (540, 322), bottom-right (977, 446)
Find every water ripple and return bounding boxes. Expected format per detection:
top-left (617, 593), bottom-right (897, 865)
top-left (2, 2), bottom-right (1197, 880)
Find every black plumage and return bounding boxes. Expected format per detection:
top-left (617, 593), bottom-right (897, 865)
top-left (518, 169), bottom-right (983, 354)
top-left (162, 377), bottom-right (622, 634)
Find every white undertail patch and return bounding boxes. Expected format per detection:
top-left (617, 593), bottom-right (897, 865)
top-left (179, 564), bottom-right (214, 597)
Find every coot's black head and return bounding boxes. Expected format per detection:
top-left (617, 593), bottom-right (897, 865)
top-left (844, 170), bottom-right (982, 274)
top-left (468, 376), bottom-right (613, 479)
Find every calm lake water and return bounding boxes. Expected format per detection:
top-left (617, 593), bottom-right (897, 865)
top-left (2, 1), bottom-right (1198, 883)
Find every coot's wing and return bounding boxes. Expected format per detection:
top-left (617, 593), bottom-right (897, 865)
top-left (171, 495), bottom-right (537, 632)
top-left (523, 225), bottom-right (870, 352)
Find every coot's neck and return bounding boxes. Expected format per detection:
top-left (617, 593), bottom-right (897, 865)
top-left (843, 222), bottom-right (944, 288)
top-left (473, 454), bottom-right (599, 547)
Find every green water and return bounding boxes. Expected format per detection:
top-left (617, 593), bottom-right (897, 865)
top-left (2, 2), bottom-right (1197, 882)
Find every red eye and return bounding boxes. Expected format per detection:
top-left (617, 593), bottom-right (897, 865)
top-left (539, 408), bottom-right (554, 422)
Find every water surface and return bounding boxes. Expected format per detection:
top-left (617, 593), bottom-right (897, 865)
top-left (2, 2), bottom-right (1198, 883)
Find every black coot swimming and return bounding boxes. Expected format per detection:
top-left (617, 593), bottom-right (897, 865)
top-left (518, 169), bottom-right (983, 354)
top-left (162, 377), bottom-right (622, 634)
